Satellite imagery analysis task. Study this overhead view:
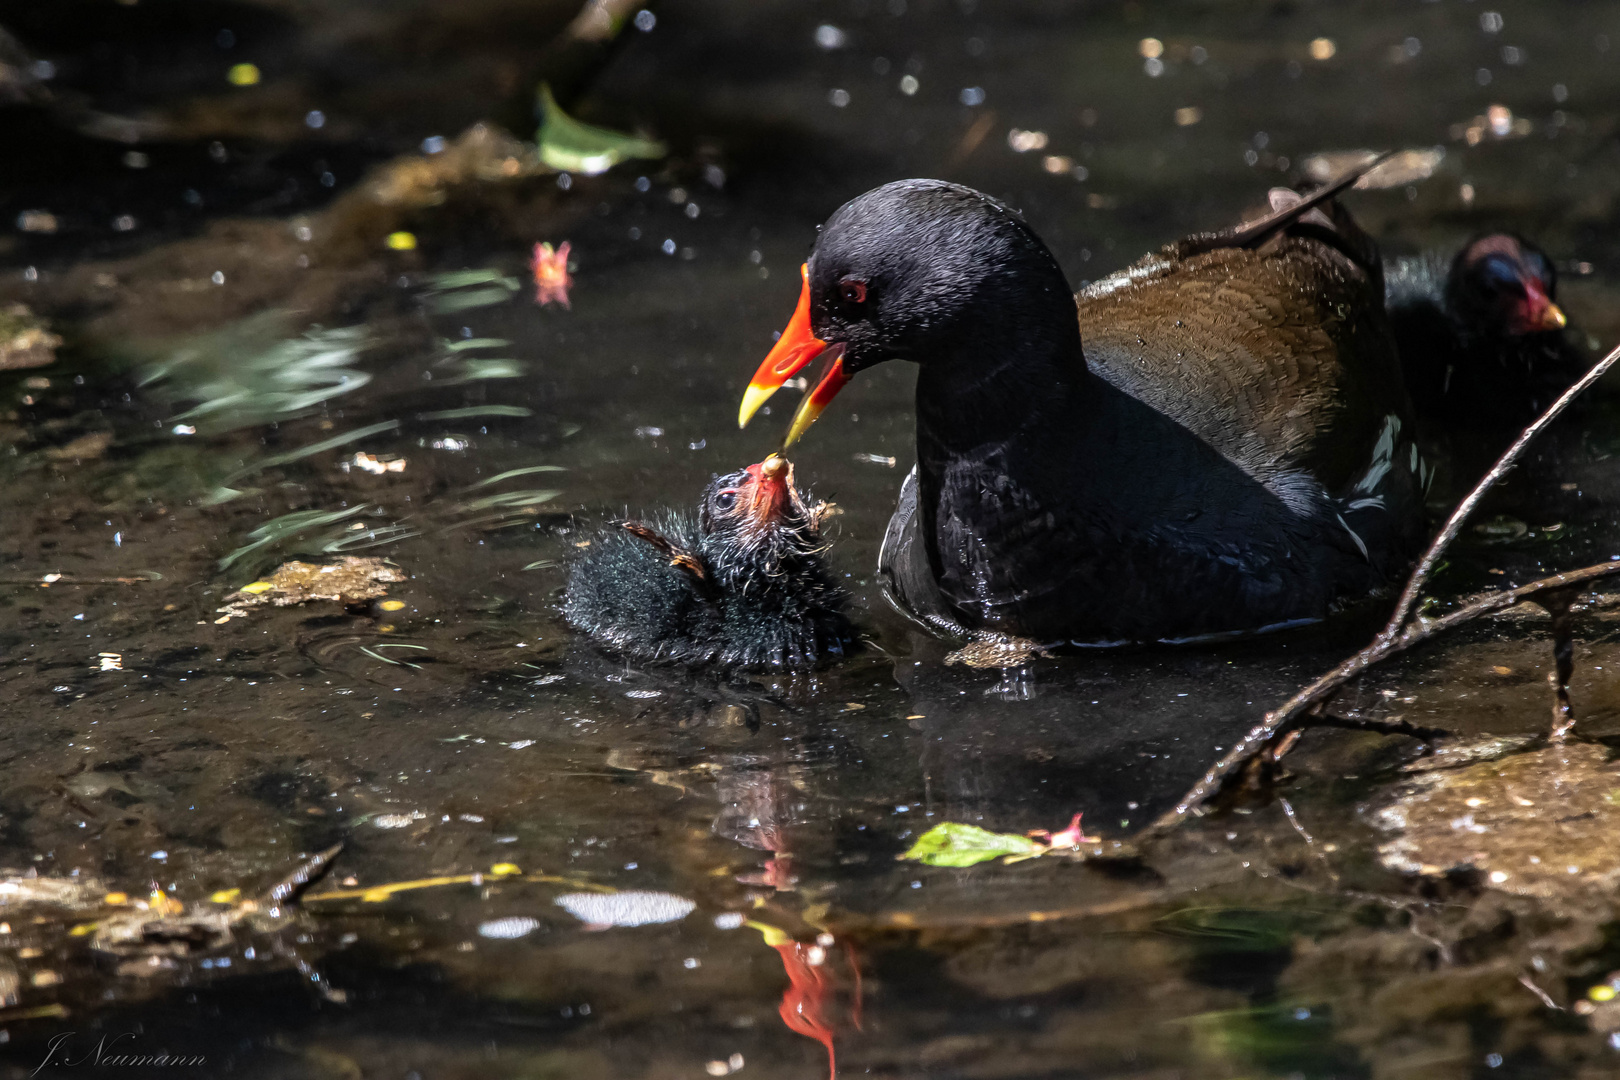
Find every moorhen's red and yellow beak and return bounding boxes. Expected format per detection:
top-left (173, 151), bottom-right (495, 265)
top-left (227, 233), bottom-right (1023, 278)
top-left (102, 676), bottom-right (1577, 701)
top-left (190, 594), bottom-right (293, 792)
top-left (1516, 278), bottom-right (1568, 334)
top-left (738, 265), bottom-right (852, 447)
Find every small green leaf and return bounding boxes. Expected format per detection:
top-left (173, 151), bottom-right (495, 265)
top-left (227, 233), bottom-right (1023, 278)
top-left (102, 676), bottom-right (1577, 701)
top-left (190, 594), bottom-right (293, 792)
top-left (898, 822), bottom-right (1040, 867)
top-left (536, 83), bottom-right (665, 175)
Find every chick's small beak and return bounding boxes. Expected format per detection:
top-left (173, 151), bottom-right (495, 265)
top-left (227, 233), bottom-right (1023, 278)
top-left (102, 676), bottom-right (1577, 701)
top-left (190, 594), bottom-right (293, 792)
top-left (741, 453), bottom-right (794, 529)
top-left (1520, 279), bottom-right (1568, 333)
top-left (739, 265), bottom-right (829, 429)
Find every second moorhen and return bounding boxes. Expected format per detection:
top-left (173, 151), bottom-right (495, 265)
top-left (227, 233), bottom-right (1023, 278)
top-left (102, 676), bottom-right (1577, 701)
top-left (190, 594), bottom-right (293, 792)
top-left (1385, 233), bottom-right (1586, 420)
top-left (737, 177), bottom-right (1427, 644)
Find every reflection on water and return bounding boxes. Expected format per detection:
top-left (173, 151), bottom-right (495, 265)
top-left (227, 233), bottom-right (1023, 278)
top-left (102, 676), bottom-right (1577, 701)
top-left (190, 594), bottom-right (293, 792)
top-left (3, 0), bottom-right (1620, 1075)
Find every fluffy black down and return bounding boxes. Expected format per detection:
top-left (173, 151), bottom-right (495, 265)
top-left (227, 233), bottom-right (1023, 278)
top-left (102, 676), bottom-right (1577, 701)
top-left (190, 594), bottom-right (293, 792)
top-left (562, 477), bottom-right (855, 670)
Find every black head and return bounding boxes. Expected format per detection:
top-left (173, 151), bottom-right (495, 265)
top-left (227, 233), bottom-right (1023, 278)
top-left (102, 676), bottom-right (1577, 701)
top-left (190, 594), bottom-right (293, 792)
top-left (806, 179), bottom-right (1080, 374)
top-left (698, 455), bottom-right (823, 588)
top-left (1447, 233), bottom-right (1566, 339)
top-left (738, 180), bottom-right (1084, 445)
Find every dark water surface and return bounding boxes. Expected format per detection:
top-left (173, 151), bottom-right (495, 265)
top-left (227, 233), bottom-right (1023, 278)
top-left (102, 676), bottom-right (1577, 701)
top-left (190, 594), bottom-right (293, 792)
top-left (5, 1), bottom-right (1620, 1076)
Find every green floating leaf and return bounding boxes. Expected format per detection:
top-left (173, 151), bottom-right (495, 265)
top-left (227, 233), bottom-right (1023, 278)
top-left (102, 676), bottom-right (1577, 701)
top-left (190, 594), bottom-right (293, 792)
top-left (898, 822), bottom-right (1040, 868)
top-left (536, 83), bottom-right (665, 175)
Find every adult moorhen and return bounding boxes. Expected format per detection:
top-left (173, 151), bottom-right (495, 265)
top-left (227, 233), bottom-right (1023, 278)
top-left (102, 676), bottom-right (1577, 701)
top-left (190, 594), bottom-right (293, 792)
top-left (563, 455), bottom-right (856, 668)
top-left (736, 177), bottom-right (1427, 644)
top-left (1385, 233), bottom-right (1585, 419)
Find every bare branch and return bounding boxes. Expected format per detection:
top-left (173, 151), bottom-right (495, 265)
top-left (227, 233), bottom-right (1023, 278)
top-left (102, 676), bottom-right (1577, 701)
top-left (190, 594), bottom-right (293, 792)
top-left (1380, 342), bottom-right (1620, 644)
top-left (1147, 559), bottom-right (1620, 834)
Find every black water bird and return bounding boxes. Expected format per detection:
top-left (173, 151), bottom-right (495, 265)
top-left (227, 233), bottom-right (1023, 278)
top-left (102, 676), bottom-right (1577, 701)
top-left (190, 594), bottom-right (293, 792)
top-left (1386, 233), bottom-right (1584, 419)
top-left (736, 177), bottom-right (1427, 644)
top-left (563, 455), bottom-right (855, 668)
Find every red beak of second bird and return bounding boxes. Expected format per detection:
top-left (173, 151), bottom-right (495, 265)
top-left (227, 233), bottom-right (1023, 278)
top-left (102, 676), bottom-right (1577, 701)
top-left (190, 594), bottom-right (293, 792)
top-left (738, 265), bottom-right (853, 446)
top-left (1516, 277), bottom-right (1569, 335)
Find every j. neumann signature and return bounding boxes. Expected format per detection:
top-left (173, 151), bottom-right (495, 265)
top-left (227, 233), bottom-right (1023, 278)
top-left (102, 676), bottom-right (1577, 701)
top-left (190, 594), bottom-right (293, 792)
top-left (33, 1033), bottom-right (206, 1074)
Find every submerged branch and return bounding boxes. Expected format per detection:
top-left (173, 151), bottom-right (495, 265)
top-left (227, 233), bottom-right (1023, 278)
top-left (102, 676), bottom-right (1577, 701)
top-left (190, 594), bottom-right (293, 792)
top-left (1148, 560), bottom-right (1620, 834)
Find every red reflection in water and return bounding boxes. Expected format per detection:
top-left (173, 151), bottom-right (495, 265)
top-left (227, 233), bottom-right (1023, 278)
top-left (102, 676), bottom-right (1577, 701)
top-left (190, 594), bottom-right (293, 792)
top-left (769, 938), bottom-right (862, 1080)
top-left (531, 240), bottom-right (573, 307)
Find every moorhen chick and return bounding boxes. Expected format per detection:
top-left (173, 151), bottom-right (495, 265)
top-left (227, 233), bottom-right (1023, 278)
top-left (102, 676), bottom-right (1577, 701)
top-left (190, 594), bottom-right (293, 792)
top-left (1385, 233), bottom-right (1585, 419)
top-left (563, 455), bottom-right (856, 668)
top-left (736, 177), bottom-right (1427, 644)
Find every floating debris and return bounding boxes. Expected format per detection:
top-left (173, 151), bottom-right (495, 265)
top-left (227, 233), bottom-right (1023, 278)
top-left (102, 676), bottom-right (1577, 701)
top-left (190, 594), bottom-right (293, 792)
top-left (371, 812), bottom-right (427, 829)
top-left (1374, 742), bottom-right (1620, 899)
top-left (0, 304), bottom-right (61, 370)
top-left (303, 863), bottom-right (534, 905)
top-left (554, 890), bottom-right (695, 928)
top-left (531, 241), bottom-right (574, 307)
top-left (0, 872), bottom-right (109, 910)
top-left (89, 846), bottom-right (342, 967)
top-left (42, 430), bottom-right (113, 462)
top-left (478, 916), bottom-right (541, 939)
top-left (1302, 147), bottom-right (1444, 189)
top-left (215, 556), bottom-right (407, 622)
top-left (347, 451), bottom-right (407, 475)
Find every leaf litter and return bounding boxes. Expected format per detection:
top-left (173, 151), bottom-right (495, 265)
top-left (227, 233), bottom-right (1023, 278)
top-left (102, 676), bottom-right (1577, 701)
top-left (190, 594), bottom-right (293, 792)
top-left (215, 556), bottom-right (406, 623)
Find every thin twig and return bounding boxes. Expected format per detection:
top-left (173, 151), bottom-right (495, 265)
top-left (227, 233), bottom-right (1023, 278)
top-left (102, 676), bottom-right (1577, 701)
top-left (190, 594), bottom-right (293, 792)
top-left (1380, 341), bottom-right (1620, 644)
top-left (1147, 559), bottom-right (1620, 835)
top-left (1143, 341), bottom-right (1620, 834)
top-left (260, 843), bottom-right (344, 908)
top-left (1304, 712), bottom-right (1452, 743)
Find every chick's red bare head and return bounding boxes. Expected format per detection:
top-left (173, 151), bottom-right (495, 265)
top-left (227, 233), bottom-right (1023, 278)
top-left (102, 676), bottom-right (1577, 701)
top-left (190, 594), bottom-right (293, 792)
top-left (699, 455), bottom-right (822, 585)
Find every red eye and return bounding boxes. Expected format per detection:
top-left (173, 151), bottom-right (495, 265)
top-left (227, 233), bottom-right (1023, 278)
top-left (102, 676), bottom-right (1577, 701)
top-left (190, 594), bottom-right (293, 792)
top-left (839, 278), bottom-right (867, 304)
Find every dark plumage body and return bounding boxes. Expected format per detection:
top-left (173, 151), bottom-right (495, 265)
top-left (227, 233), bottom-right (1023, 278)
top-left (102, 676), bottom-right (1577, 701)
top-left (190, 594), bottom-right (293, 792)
top-left (745, 179), bottom-right (1429, 644)
top-left (563, 458), bottom-right (855, 669)
top-left (1386, 234), bottom-right (1586, 419)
